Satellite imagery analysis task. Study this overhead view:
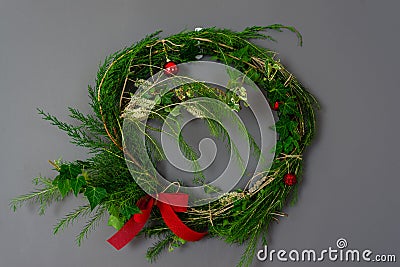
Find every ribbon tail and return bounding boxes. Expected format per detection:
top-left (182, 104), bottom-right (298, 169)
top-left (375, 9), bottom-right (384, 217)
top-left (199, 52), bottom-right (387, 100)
top-left (157, 201), bottom-right (207, 242)
top-left (107, 197), bottom-right (154, 250)
top-left (107, 215), bottom-right (146, 250)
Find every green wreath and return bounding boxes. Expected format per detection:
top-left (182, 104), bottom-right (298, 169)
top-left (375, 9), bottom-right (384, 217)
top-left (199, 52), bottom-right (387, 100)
top-left (11, 25), bottom-right (318, 267)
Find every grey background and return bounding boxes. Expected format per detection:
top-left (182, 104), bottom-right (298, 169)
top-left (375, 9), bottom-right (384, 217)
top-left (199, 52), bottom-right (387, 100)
top-left (1, 0), bottom-right (399, 266)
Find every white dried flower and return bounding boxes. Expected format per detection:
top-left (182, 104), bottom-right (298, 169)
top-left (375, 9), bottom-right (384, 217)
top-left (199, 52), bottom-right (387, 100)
top-left (182, 103), bottom-right (205, 118)
top-left (121, 96), bottom-right (155, 121)
top-left (134, 79), bottom-right (153, 89)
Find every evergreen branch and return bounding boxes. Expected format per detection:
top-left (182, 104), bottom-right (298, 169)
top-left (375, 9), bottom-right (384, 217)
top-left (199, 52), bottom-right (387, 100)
top-left (10, 176), bottom-right (61, 215)
top-left (53, 205), bottom-right (92, 234)
top-left (237, 227), bottom-right (261, 267)
top-left (145, 134), bottom-right (166, 164)
top-left (146, 232), bottom-right (175, 263)
top-left (248, 24), bottom-right (303, 46)
top-left (205, 118), bottom-right (253, 172)
top-left (38, 109), bottom-right (106, 152)
top-left (76, 205), bottom-right (107, 246)
top-left (178, 133), bottom-right (205, 185)
top-left (68, 107), bottom-right (107, 138)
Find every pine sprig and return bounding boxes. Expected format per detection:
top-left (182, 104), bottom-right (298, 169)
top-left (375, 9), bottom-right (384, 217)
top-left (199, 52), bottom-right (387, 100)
top-left (76, 205), bottom-right (107, 246)
top-left (237, 228), bottom-right (261, 267)
top-left (10, 176), bottom-right (61, 215)
top-left (53, 205), bottom-right (92, 234)
top-left (38, 109), bottom-right (107, 153)
top-left (68, 107), bottom-right (107, 139)
top-left (238, 24), bottom-right (302, 46)
top-left (146, 232), bottom-right (176, 263)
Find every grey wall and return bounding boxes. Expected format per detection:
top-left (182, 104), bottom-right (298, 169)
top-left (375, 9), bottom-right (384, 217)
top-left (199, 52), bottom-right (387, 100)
top-left (1, 0), bottom-right (399, 266)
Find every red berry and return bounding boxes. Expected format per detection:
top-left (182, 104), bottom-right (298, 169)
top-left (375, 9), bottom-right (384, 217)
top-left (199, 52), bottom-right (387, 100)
top-left (272, 101), bottom-right (280, 111)
top-left (163, 61), bottom-right (178, 75)
top-left (283, 173), bottom-right (297, 186)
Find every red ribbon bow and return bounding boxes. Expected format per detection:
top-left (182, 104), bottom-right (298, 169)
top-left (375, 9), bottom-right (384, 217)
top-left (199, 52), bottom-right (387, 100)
top-left (107, 193), bottom-right (207, 250)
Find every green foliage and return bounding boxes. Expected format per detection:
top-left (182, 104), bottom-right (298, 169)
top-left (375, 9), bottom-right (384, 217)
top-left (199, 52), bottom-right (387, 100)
top-left (53, 205), bottom-right (91, 234)
top-left (76, 206), bottom-right (107, 246)
top-left (145, 232), bottom-right (186, 262)
top-left (38, 109), bottom-right (108, 153)
top-left (237, 25), bottom-right (302, 45)
top-left (10, 176), bottom-right (61, 215)
top-left (120, 204), bottom-right (141, 219)
top-left (52, 163), bottom-right (82, 197)
top-left (107, 214), bottom-right (124, 230)
top-left (146, 233), bottom-right (176, 262)
top-left (84, 186), bottom-right (107, 210)
top-left (57, 179), bottom-right (71, 198)
top-left (70, 174), bottom-right (86, 197)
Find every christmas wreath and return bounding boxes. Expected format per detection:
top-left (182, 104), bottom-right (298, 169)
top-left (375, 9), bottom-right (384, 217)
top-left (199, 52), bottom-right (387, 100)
top-left (11, 25), bottom-right (318, 267)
